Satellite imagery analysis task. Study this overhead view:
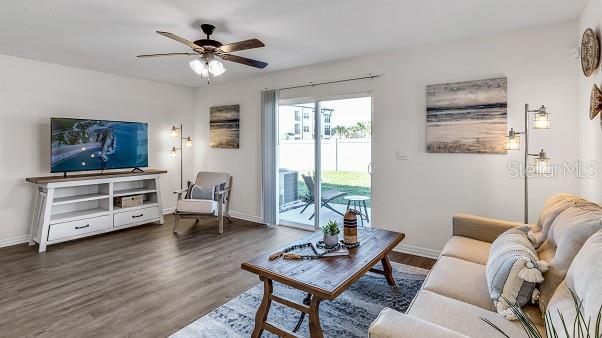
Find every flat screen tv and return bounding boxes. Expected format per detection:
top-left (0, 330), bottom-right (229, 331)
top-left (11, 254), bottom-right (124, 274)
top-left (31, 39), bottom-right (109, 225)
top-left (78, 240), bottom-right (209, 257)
top-left (51, 118), bottom-right (148, 173)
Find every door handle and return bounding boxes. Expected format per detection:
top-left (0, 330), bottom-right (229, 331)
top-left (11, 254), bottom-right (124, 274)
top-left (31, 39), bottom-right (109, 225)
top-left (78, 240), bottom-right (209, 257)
top-left (132, 214), bottom-right (144, 218)
top-left (75, 224), bottom-right (90, 230)
top-left (368, 162), bottom-right (373, 176)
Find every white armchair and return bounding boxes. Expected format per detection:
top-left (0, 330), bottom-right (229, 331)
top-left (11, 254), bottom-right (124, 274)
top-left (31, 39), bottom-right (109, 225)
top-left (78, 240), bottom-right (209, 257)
top-left (173, 172), bottom-right (233, 234)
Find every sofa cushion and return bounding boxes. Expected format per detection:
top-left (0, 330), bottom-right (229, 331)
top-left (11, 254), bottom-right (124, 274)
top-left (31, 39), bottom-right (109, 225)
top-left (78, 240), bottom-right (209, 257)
top-left (486, 225), bottom-right (548, 317)
top-left (369, 308), bottom-right (470, 338)
top-left (533, 193), bottom-right (582, 247)
top-left (423, 256), bottom-right (494, 311)
top-left (537, 202), bottom-right (602, 311)
top-left (546, 230), bottom-right (602, 334)
top-left (408, 290), bottom-right (545, 338)
top-left (440, 236), bottom-right (491, 265)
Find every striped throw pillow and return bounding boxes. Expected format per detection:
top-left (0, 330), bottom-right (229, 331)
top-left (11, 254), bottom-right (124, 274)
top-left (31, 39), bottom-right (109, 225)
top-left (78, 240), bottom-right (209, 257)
top-left (486, 225), bottom-right (549, 320)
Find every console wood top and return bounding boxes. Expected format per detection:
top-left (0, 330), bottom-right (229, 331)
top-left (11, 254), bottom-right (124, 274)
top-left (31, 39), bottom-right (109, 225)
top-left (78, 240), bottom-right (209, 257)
top-left (26, 169), bottom-right (167, 184)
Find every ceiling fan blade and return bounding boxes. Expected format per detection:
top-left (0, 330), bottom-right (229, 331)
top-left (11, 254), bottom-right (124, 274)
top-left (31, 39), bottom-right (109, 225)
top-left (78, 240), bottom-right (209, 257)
top-left (219, 38), bottom-right (265, 53)
top-left (221, 54), bottom-right (268, 69)
top-left (156, 31), bottom-right (205, 51)
top-left (137, 52), bottom-right (198, 58)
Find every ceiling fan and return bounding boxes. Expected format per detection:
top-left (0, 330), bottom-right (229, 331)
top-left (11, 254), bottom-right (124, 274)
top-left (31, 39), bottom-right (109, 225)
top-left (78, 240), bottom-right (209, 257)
top-left (137, 24), bottom-right (268, 78)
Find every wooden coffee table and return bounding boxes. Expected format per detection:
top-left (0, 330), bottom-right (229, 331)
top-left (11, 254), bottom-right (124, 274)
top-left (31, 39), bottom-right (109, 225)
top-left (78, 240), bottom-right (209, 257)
top-left (241, 227), bottom-right (405, 338)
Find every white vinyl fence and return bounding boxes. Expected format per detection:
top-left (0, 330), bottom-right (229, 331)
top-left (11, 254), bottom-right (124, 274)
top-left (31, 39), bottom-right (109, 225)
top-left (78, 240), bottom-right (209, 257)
top-left (279, 138), bottom-right (371, 173)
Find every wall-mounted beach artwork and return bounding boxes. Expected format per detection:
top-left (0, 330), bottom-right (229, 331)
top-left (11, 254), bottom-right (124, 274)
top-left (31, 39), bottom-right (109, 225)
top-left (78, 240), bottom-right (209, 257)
top-left (210, 104), bottom-right (240, 149)
top-left (426, 77), bottom-right (508, 154)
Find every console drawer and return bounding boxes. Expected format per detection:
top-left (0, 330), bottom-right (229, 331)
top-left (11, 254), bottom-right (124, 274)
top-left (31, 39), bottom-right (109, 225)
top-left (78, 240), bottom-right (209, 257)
top-left (114, 206), bottom-right (161, 228)
top-left (48, 215), bottom-right (112, 241)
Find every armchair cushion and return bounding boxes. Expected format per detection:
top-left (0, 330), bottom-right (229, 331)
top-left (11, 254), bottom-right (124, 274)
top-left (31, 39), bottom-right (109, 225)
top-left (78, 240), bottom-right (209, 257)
top-left (369, 308), bottom-right (469, 338)
top-left (186, 182), bottom-right (215, 200)
top-left (453, 213), bottom-right (523, 243)
top-left (176, 199), bottom-right (217, 214)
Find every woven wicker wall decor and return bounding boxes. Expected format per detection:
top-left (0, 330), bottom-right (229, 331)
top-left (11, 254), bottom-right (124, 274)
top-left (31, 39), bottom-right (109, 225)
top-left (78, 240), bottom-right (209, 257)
top-left (581, 28), bottom-right (600, 77)
top-left (591, 84), bottom-right (602, 120)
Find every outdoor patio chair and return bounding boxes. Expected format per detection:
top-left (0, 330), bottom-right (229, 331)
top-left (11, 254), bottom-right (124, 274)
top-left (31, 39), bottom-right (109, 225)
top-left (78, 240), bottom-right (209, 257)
top-left (173, 172), bottom-right (232, 234)
top-left (300, 174), bottom-right (346, 220)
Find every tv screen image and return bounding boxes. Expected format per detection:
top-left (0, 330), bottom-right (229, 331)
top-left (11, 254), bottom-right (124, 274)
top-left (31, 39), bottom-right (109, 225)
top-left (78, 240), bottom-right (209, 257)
top-left (51, 118), bottom-right (148, 173)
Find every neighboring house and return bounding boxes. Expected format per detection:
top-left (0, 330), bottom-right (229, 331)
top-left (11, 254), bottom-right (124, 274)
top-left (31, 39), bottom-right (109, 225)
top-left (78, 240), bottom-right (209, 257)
top-left (279, 104), bottom-right (333, 140)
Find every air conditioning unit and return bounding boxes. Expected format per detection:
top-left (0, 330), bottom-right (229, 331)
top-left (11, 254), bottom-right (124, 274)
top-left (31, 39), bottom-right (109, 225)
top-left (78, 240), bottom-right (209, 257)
top-left (279, 169), bottom-right (299, 205)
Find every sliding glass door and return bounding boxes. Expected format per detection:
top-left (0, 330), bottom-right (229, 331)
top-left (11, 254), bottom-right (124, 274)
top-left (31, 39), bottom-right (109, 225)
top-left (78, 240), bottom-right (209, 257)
top-left (277, 99), bottom-right (316, 228)
top-left (319, 97), bottom-right (372, 228)
top-left (277, 95), bottom-right (372, 230)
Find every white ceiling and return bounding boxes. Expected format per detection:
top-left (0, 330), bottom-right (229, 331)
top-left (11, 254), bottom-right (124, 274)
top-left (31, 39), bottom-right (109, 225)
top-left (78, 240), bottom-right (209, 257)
top-left (0, 0), bottom-right (587, 88)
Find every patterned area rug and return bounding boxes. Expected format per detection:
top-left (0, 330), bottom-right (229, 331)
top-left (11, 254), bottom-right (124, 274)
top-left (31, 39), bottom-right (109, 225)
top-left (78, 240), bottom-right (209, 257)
top-left (171, 262), bottom-right (428, 338)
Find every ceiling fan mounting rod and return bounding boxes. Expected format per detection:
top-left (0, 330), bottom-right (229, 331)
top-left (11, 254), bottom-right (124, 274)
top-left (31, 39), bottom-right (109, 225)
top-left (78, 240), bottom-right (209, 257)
top-left (201, 23), bottom-right (216, 38)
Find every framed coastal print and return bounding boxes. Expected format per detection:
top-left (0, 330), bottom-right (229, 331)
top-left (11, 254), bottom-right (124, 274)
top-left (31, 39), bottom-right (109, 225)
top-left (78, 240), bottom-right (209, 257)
top-left (426, 77), bottom-right (507, 154)
top-left (210, 104), bottom-right (240, 149)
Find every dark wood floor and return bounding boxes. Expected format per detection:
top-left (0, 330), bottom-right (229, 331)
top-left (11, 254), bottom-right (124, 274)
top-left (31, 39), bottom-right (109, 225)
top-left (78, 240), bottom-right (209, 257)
top-left (0, 216), bottom-right (434, 337)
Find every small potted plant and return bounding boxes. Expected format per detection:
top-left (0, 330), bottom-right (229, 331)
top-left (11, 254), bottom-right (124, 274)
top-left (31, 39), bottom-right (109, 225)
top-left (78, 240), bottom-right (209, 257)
top-left (322, 220), bottom-right (341, 248)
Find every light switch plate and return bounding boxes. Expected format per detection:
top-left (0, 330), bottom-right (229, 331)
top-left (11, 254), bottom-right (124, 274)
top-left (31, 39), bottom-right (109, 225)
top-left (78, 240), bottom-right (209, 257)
top-left (396, 150), bottom-right (409, 160)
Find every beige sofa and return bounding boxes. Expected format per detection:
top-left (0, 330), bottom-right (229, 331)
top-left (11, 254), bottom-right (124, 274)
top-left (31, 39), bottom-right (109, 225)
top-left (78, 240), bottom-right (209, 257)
top-left (369, 194), bottom-right (602, 338)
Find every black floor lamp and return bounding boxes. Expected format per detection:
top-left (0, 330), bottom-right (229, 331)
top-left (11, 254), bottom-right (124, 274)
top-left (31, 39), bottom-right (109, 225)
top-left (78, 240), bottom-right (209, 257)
top-left (170, 124), bottom-right (192, 189)
top-left (505, 104), bottom-right (552, 224)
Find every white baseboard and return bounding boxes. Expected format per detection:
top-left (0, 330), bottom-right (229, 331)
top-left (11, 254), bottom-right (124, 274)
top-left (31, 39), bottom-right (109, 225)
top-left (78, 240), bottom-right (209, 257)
top-left (229, 211), bottom-right (263, 224)
top-left (0, 235), bottom-right (29, 248)
top-left (163, 207), bottom-right (176, 215)
top-left (394, 243), bottom-right (440, 260)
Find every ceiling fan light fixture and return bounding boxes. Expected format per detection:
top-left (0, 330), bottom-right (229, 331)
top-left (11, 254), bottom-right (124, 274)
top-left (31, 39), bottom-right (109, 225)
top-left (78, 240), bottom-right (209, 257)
top-left (208, 58), bottom-right (226, 76)
top-left (189, 59), bottom-right (209, 77)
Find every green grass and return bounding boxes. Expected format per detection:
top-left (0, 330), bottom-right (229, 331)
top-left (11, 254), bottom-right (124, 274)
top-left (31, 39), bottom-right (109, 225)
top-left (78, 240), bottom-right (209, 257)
top-left (297, 171), bottom-right (371, 208)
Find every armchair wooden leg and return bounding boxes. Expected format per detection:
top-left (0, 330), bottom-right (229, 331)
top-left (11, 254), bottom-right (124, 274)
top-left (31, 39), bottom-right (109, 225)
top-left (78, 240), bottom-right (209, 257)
top-left (218, 201), bottom-right (224, 234)
top-left (173, 214), bottom-right (179, 233)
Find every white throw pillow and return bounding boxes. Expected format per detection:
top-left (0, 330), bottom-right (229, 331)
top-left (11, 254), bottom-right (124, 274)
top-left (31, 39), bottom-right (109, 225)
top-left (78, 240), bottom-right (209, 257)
top-left (486, 225), bottom-right (549, 320)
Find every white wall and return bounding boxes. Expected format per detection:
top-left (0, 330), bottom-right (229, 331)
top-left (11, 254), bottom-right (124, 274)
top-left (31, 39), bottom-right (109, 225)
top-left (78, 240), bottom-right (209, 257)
top-left (578, 0), bottom-right (602, 204)
top-left (0, 54), bottom-right (195, 247)
top-left (194, 22), bottom-right (580, 256)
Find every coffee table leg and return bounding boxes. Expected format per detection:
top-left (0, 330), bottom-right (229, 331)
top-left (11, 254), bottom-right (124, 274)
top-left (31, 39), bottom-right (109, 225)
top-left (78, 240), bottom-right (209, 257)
top-left (381, 255), bottom-right (396, 285)
top-left (252, 277), bottom-right (273, 338)
top-left (308, 295), bottom-right (324, 338)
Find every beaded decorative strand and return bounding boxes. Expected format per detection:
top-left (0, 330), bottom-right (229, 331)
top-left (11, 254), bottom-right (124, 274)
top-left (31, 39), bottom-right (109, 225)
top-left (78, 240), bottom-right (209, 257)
top-left (268, 242), bottom-right (341, 260)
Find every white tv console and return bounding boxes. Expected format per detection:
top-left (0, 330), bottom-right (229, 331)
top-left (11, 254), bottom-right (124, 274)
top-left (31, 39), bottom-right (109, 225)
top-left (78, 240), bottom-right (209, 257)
top-left (26, 169), bottom-right (167, 252)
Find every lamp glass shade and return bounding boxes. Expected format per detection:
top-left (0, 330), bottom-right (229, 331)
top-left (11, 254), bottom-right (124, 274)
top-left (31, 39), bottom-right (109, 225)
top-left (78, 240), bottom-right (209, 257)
top-left (533, 112), bottom-right (550, 129)
top-left (534, 156), bottom-right (551, 175)
top-left (170, 126), bottom-right (178, 138)
top-left (185, 136), bottom-right (192, 147)
top-left (505, 134), bottom-right (520, 150)
top-left (208, 59), bottom-right (226, 76)
top-left (170, 147), bottom-right (177, 158)
top-left (189, 59), bottom-right (209, 77)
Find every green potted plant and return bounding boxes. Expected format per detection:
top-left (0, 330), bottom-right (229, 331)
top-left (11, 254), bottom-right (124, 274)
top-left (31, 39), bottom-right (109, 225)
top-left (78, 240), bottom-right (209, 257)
top-left (481, 290), bottom-right (601, 338)
top-left (322, 221), bottom-right (341, 248)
